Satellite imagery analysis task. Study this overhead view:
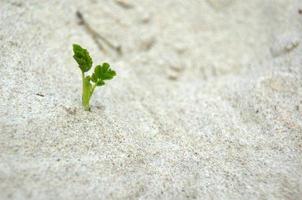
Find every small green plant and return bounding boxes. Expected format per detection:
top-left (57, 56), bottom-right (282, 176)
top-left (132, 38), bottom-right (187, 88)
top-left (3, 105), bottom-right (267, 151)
top-left (72, 44), bottom-right (116, 111)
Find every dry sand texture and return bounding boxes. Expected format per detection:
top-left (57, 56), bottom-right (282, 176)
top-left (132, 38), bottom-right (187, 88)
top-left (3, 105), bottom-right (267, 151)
top-left (0, 0), bottom-right (302, 199)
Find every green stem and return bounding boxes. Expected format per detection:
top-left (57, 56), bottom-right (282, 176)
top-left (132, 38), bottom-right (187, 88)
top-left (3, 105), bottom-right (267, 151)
top-left (91, 84), bottom-right (97, 96)
top-left (81, 72), bottom-right (98, 111)
top-left (82, 72), bottom-right (91, 111)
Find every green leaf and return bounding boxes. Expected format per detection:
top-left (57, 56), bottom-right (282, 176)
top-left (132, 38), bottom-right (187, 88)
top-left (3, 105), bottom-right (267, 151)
top-left (91, 73), bottom-right (97, 83)
top-left (99, 63), bottom-right (116, 80)
top-left (96, 79), bottom-right (105, 86)
top-left (94, 65), bottom-right (102, 79)
top-left (91, 63), bottom-right (116, 86)
top-left (73, 44), bottom-right (92, 72)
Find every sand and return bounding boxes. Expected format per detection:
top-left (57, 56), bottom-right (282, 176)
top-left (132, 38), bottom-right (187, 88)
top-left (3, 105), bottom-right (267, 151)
top-left (0, 0), bottom-right (301, 199)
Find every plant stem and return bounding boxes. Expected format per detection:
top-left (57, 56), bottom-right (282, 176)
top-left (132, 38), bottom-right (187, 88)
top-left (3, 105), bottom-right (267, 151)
top-left (91, 84), bottom-right (97, 96)
top-left (82, 72), bottom-right (91, 111)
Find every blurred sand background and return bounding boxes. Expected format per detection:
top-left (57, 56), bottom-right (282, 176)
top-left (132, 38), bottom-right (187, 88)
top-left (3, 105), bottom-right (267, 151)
top-left (0, 0), bottom-right (302, 199)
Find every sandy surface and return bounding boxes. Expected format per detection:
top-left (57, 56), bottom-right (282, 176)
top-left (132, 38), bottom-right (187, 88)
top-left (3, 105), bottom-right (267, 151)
top-left (1, 0), bottom-right (302, 199)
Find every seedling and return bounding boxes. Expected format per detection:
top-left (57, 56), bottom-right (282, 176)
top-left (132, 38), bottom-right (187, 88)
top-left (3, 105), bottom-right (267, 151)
top-left (72, 44), bottom-right (116, 111)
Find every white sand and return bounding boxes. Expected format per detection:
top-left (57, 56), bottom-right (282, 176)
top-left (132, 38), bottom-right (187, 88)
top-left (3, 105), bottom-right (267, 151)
top-left (0, 0), bottom-right (301, 199)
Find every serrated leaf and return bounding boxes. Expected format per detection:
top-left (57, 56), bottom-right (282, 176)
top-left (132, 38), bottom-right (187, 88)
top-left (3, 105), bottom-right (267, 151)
top-left (99, 63), bottom-right (116, 80)
top-left (96, 79), bottom-right (105, 86)
top-left (73, 44), bottom-right (92, 73)
top-left (94, 65), bottom-right (102, 79)
top-left (101, 63), bottom-right (110, 73)
top-left (91, 73), bottom-right (97, 83)
top-left (91, 63), bottom-right (116, 86)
